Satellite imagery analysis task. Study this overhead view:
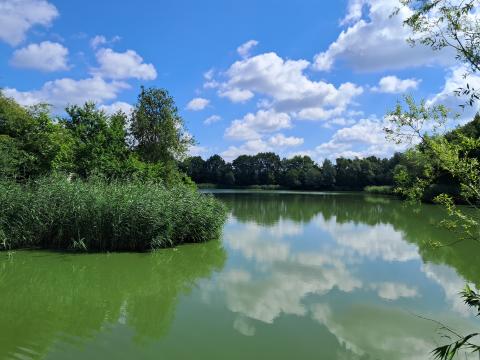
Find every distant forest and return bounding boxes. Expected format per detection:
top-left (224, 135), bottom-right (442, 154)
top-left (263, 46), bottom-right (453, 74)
top-left (181, 114), bottom-right (480, 196)
top-left (181, 153), bottom-right (401, 191)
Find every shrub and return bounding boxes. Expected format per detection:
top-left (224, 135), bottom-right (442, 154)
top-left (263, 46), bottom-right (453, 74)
top-left (0, 176), bottom-right (227, 252)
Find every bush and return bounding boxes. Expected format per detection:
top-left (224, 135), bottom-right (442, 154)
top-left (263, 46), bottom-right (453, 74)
top-left (364, 185), bottom-right (394, 195)
top-left (0, 176), bottom-right (227, 252)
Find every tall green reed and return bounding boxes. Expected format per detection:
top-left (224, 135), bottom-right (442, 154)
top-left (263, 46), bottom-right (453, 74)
top-left (0, 176), bottom-right (227, 252)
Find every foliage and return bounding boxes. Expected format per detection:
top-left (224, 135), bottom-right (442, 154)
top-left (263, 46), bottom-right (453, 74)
top-left (61, 102), bottom-right (129, 179)
top-left (0, 94), bottom-right (69, 180)
top-left (0, 88), bottom-right (226, 253)
top-left (390, 1), bottom-right (480, 357)
top-left (364, 185), bottom-right (394, 195)
top-left (181, 152), bottom-right (401, 191)
top-left (0, 88), bottom-right (194, 186)
top-left (0, 176), bottom-right (226, 252)
top-left (130, 86), bottom-right (193, 164)
top-left (388, 81), bottom-right (480, 360)
top-left (431, 286), bottom-right (480, 360)
top-left (398, 0), bottom-right (480, 105)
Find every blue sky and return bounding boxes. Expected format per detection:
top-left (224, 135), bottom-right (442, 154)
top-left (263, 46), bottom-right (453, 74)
top-left (1, 0), bottom-right (478, 162)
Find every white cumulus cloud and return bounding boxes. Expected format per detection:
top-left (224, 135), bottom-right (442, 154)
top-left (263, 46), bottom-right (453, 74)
top-left (268, 133), bottom-right (304, 147)
top-left (204, 114), bottom-right (221, 125)
top-left (90, 35), bottom-right (107, 49)
top-left (312, 117), bottom-right (409, 161)
top-left (427, 66), bottom-right (480, 121)
top-left (218, 52), bottom-right (363, 120)
top-left (373, 76), bottom-right (421, 94)
top-left (10, 41), bottom-right (69, 72)
top-left (237, 39), bottom-right (259, 58)
top-left (4, 76), bottom-right (129, 109)
top-left (221, 139), bottom-right (273, 161)
top-left (92, 48), bottom-right (157, 80)
top-left (313, 0), bottom-right (453, 72)
top-left (0, 0), bottom-right (58, 46)
top-left (187, 97), bottom-right (210, 111)
top-left (219, 88), bottom-right (254, 103)
top-left (225, 109), bottom-right (291, 140)
top-left (90, 34), bottom-right (121, 49)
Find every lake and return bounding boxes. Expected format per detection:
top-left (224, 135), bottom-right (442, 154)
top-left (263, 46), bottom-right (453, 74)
top-left (1, 191), bottom-right (479, 360)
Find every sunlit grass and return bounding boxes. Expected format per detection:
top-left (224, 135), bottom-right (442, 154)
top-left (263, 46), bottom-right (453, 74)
top-left (364, 185), bottom-right (394, 195)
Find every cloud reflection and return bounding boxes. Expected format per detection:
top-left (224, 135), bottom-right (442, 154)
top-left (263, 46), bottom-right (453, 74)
top-left (209, 192), bottom-right (480, 359)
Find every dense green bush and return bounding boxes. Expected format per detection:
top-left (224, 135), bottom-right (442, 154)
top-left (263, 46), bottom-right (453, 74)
top-left (0, 176), bottom-right (226, 252)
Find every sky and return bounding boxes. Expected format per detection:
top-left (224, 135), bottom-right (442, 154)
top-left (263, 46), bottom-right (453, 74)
top-left (1, 0), bottom-right (479, 162)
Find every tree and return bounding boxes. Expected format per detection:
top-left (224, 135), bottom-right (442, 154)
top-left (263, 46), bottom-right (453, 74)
top-left (254, 152), bottom-right (281, 185)
top-left (335, 158), bottom-right (361, 189)
top-left (388, 2), bottom-right (480, 358)
top-left (130, 87), bottom-right (193, 164)
top-left (282, 168), bottom-right (302, 188)
top-left (280, 155), bottom-right (318, 189)
top-left (222, 163), bottom-right (235, 186)
top-left (0, 89), bottom-right (196, 185)
top-left (398, 0), bottom-right (480, 106)
top-left (181, 152), bottom-right (396, 190)
top-left (181, 156), bottom-right (206, 183)
top-left (204, 155), bottom-right (226, 184)
top-left (63, 103), bottom-right (129, 179)
top-left (320, 159), bottom-right (336, 189)
top-left (304, 167), bottom-right (322, 189)
top-left (232, 155), bottom-right (256, 186)
top-left (0, 94), bottom-right (68, 180)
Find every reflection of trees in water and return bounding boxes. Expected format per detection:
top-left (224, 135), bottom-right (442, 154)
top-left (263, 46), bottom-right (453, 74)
top-left (0, 241), bottom-right (226, 360)
top-left (218, 192), bottom-right (480, 288)
top-left (220, 192), bottom-right (335, 225)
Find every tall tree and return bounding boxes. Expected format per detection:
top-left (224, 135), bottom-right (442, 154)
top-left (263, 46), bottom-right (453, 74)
top-left (205, 155), bottom-right (226, 184)
top-left (254, 152), bottom-right (281, 185)
top-left (130, 87), bottom-right (193, 164)
top-left (181, 156), bottom-right (207, 183)
top-left (232, 155), bottom-right (256, 186)
top-left (320, 159), bottom-right (336, 189)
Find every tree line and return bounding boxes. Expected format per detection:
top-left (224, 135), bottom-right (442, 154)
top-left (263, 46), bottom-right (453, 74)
top-left (180, 152), bottom-right (403, 190)
top-left (181, 114), bottom-right (480, 195)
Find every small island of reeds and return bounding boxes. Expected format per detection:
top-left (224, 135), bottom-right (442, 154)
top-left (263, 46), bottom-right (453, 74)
top-left (0, 87), bottom-right (227, 252)
top-left (0, 176), bottom-right (226, 252)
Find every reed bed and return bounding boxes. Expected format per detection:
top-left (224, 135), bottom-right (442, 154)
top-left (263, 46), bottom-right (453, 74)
top-left (0, 176), bottom-right (227, 252)
top-left (363, 185), bottom-right (394, 195)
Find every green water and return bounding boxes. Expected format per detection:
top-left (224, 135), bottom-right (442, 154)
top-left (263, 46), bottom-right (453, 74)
top-left (1, 191), bottom-right (479, 360)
